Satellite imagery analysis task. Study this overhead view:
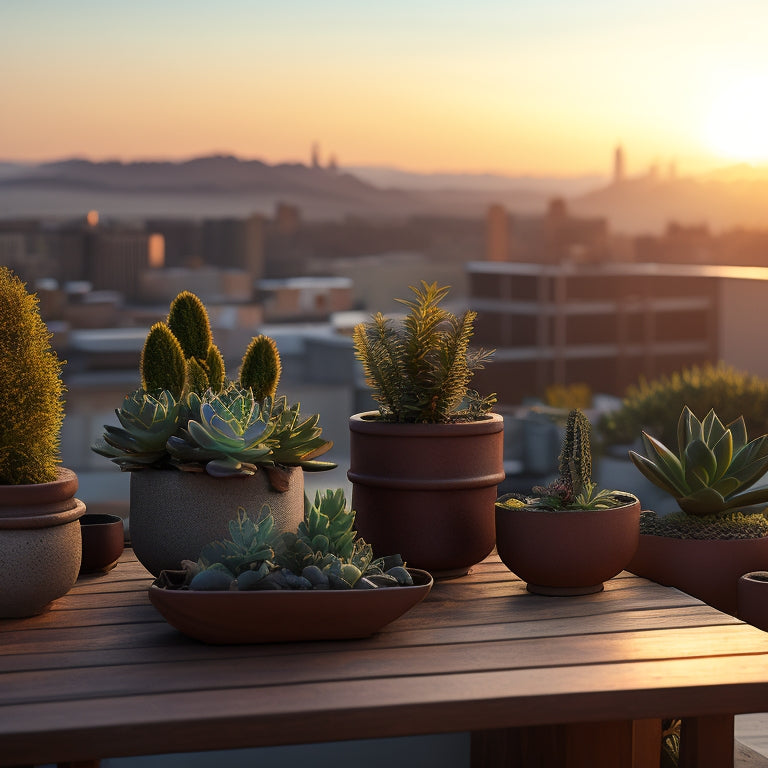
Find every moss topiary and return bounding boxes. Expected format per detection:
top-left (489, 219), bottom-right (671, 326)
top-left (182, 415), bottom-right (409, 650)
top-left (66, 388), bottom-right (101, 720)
top-left (239, 334), bottom-right (281, 401)
top-left (0, 267), bottom-right (65, 484)
top-left (639, 509), bottom-right (768, 540)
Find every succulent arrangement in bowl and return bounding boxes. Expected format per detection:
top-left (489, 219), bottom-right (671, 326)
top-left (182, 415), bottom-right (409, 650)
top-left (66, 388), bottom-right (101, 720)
top-left (92, 290), bottom-right (335, 487)
top-left (148, 489), bottom-right (433, 643)
top-left (164, 488), bottom-right (415, 592)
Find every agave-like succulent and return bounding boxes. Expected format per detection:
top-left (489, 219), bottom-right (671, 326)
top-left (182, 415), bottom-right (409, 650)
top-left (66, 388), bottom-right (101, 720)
top-left (629, 406), bottom-right (768, 516)
top-left (91, 389), bottom-right (180, 470)
top-left (167, 386), bottom-right (335, 478)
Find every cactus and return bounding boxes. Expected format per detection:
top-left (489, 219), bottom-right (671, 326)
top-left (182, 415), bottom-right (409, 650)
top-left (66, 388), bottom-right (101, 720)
top-left (0, 267), bottom-right (65, 484)
top-left (240, 334), bottom-right (281, 401)
top-left (141, 323), bottom-right (186, 399)
top-left (499, 408), bottom-right (625, 511)
top-left (557, 408), bottom-right (592, 502)
top-left (206, 344), bottom-right (226, 392)
top-left (167, 290), bottom-right (212, 362)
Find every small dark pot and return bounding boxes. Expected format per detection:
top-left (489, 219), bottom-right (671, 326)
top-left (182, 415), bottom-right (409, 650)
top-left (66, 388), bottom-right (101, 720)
top-left (80, 513), bottom-right (125, 573)
top-left (738, 572), bottom-right (768, 631)
top-left (495, 494), bottom-right (641, 596)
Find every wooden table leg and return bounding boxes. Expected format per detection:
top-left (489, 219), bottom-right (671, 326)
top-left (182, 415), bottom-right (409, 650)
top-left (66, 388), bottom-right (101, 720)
top-left (471, 719), bottom-right (661, 767)
top-left (679, 714), bottom-right (735, 768)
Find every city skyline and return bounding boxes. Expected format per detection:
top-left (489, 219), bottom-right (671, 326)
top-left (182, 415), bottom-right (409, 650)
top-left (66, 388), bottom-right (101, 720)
top-left (3, 0), bottom-right (768, 176)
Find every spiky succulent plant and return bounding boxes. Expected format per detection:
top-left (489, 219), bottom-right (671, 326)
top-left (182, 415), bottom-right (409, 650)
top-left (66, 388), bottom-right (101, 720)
top-left (166, 387), bottom-right (335, 479)
top-left (239, 334), bottom-right (281, 401)
top-left (629, 406), bottom-right (768, 517)
top-left (353, 281), bottom-right (496, 423)
top-left (91, 389), bottom-right (180, 470)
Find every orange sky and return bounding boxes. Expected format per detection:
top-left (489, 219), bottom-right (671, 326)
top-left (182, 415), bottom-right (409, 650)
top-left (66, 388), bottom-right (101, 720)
top-left (3, 0), bottom-right (768, 176)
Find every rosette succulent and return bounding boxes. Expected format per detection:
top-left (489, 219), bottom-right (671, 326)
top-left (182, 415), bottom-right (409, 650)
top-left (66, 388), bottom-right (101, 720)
top-left (166, 387), bottom-right (335, 479)
top-left (91, 389), bottom-right (180, 470)
top-left (629, 406), bottom-right (768, 516)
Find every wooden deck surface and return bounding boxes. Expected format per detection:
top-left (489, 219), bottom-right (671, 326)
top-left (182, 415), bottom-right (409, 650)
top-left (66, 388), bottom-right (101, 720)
top-left (2, 551), bottom-right (768, 767)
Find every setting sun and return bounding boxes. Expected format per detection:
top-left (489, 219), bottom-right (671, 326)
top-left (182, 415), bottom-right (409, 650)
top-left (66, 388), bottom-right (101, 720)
top-left (703, 74), bottom-right (768, 163)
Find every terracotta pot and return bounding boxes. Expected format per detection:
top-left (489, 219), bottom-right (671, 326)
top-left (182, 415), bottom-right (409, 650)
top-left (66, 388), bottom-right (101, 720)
top-left (0, 467), bottom-right (86, 617)
top-left (628, 533), bottom-right (768, 616)
top-left (80, 513), bottom-right (125, 573)
top-left (148, 568), bottom-right (434, 644)
top-left (348, 412), bottom-right (505, 578)
top-left (129, 467), bottom-right (305, 576)
top-left (495, 494), bottom-right (641, 595)
top-left (738, 572), bottom-right (768, 631)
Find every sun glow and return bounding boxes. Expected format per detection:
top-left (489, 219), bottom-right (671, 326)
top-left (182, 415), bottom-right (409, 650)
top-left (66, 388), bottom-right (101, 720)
top-left (703, 74), bottom-right (768, 163)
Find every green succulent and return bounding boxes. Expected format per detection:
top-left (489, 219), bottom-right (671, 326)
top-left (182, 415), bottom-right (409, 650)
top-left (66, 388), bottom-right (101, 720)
top-left (167, 290), bottom-right (213, 362)
top-left (141, 322), bottom-right (187, 399)
top-left (196, 505), bottom-right (279, 577)
top-left (91, 389), bottom-right (180, 470)
top-left (353, 281), bottom-right (496, 423)
top-left (0, 267), bottom-right (65, 484)
top-left (278, 489), bottom-right (373, 584)
top-left (186, 490), bottom-right (407, 591)
top-left (629, 406), bottom-right (768, 517)
top-left (166, 387), bottom-right (335, 479)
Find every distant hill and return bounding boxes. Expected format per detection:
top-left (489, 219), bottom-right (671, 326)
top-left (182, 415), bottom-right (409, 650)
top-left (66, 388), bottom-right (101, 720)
top-left (571, 174), bottom-right (768, 233)
top-left (3, 155), bottom-right (768, 232)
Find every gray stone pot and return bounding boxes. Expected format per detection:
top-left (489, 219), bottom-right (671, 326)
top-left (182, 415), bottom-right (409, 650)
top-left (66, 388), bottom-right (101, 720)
top-left (0, 467), bottom-right (86, 618)
top-left (129, 467), bottom-right (305, 576)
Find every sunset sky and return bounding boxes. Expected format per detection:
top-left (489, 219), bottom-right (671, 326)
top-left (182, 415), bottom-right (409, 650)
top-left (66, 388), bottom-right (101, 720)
top-left (3, 0), bottom-right (768, 176)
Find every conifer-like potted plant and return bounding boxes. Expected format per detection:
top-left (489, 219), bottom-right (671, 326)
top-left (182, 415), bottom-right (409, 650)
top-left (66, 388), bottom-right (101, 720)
top-left (349, 281), bottom-right (504, 578)
top-left (626, 406), bottom-right (768, 615)
top-left (91, 290), bottom-right (335, 576)
top-left (495, 409), bottom-right (640, 595)
top-left (0, 267), bottom-right (86, 617)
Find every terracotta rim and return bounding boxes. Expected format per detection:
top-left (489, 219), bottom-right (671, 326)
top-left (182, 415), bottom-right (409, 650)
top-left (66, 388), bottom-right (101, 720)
top-left (0, 467), bottom-right (78, 506)
top-left (349, 411), bottom-right (504, 437)
top-left (0, 497), bottom-right (86, 530)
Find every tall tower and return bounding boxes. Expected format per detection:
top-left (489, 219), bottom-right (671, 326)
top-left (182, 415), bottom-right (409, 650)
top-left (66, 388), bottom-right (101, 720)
top-left (613, 145), bottom-right (625, 185)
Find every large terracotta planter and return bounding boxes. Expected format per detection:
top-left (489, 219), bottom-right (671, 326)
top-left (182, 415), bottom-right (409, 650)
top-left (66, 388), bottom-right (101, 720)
top-left (628, 533), bottom-right (768, 616)
top-left (347, 412), bottom-right (505, 578)
top-left (495, 494), bottom-right (641, 595)
top-left (129, 467), bottom-right (305, 576)
top-left (0, 467), bottom-right (86, 617)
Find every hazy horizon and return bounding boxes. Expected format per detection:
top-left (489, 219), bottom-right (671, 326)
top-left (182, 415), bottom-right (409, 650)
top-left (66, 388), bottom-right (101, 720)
top-left (4, 1), bottom-right (768, 177)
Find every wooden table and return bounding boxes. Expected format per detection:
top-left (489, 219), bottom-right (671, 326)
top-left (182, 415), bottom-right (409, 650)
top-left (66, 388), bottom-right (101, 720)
top-left (2, 550), bottom-right (768, 768)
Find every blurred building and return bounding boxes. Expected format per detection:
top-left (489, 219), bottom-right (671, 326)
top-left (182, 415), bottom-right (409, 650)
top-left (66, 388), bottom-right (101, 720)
top-left (466, 261), bottom-right (755, 405)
